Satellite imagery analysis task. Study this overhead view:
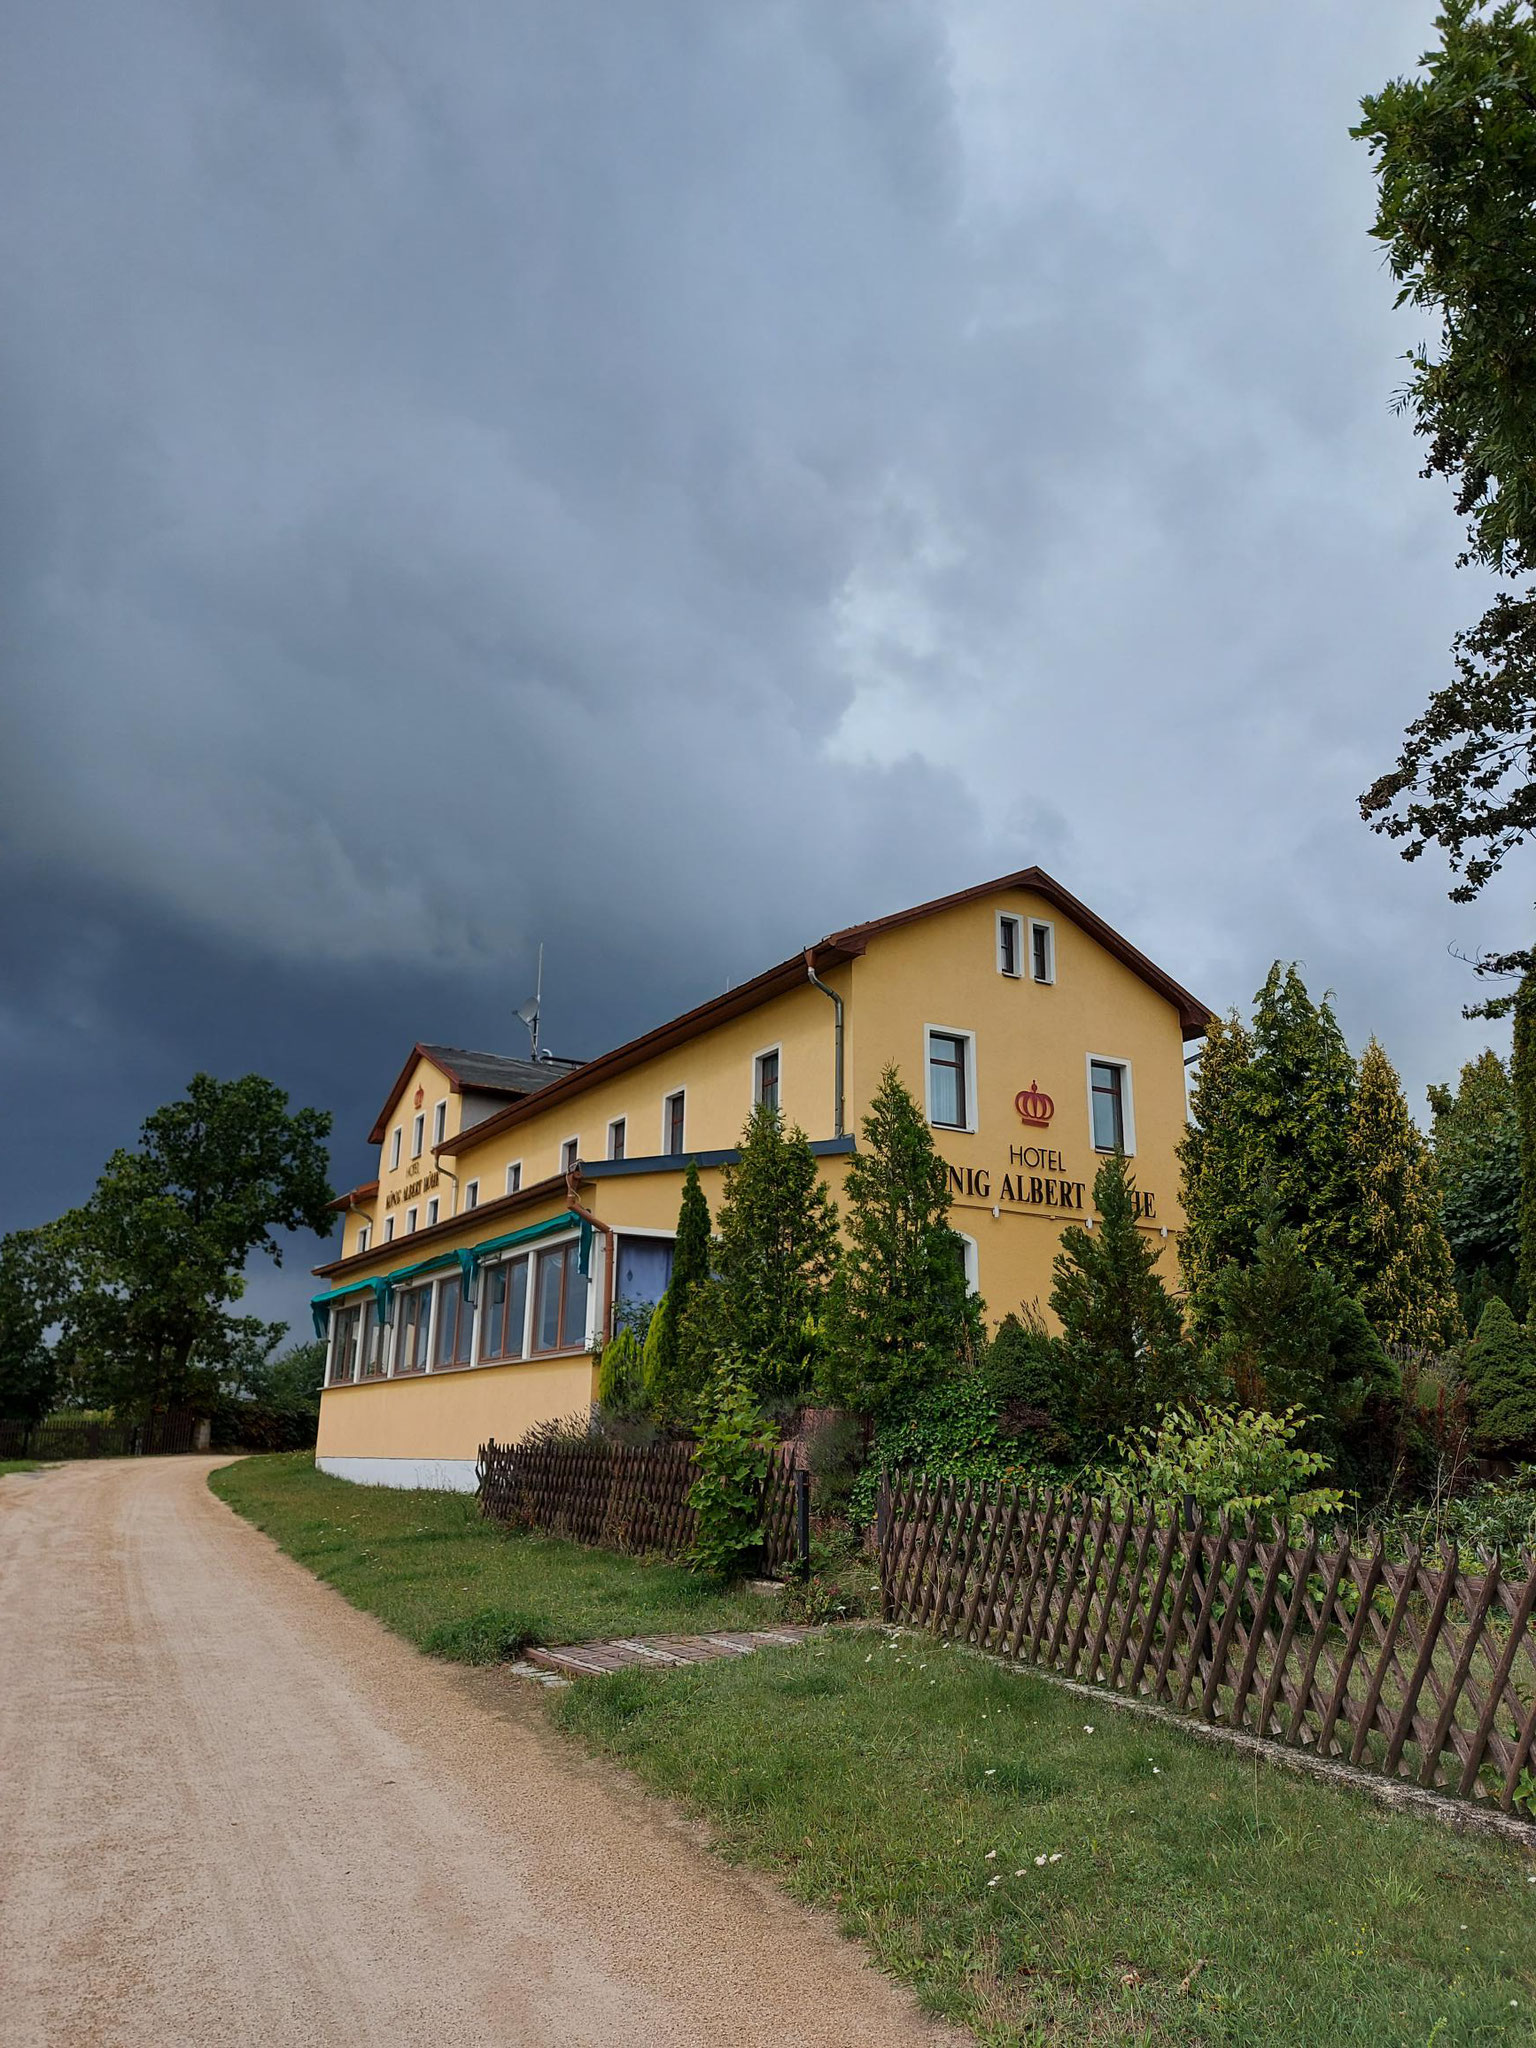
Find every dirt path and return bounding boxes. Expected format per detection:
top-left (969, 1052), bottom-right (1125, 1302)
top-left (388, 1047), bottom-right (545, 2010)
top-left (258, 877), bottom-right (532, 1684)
top-left (0, 1458), bottom-right (955, 2048)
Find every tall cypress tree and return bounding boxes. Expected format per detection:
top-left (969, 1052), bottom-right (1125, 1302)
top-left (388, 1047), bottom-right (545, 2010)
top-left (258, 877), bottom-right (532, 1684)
top-left (701, 1103), bottom-right (840, 1404)
top-left (645, 1161), bottom-right (712, 1425)
top-left (827, 1066), bottom-right (983, 1418)
top-left (1050, 1150), bottom-right (1195, 1444)
top-left (1246, 964), bottom-right (1362, 1282)
top-left (1349, 1037), bottom-right (1462, 1349)
top-left (1177, 1008), bottom-right (1257, 1307)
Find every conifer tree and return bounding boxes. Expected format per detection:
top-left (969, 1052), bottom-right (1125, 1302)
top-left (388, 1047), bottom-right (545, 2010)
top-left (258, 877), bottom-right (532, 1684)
top-left (1177, 1008), bottom-right (1256, 1306)
top-left (1515, 967), bottom-right (1536, 1312)
top-left (1349, 1037), bottom-right (1463, 1349)
top-left (1203, 1221), bottom-right (1395, 1457)
top-left (1429, 1048), bottom-right (1522, 1313)
top-left (645, 1161), bottom-right (712, 1424)
top-left (1245, 964), bottom-right (1363, 1283)
top-left (1049, 1151), bottom-right (1195, 1444)
top-left (695, 1103), bottom-right (840, 1404)
top-left (827, 1066), bottom-right (983, 1418)
top-left (1461, 1296), bottom-right (1536, 1456)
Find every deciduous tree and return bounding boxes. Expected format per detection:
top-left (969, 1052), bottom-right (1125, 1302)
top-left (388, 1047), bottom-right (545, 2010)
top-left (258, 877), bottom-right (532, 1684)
top-left (1354, 4), bottom-right (1536, 949)
top-left (0, 1231), bottom-right (57, 1426)
top-left (1429, 1047), bottom-right (1523, 1310)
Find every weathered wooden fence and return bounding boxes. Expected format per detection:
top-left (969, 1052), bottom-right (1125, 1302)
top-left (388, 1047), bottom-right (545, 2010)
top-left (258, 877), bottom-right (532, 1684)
top-left (478, 1434), bottom-right (805, 1575)
top-left (879, 1473), bottom-right (1536, 1815)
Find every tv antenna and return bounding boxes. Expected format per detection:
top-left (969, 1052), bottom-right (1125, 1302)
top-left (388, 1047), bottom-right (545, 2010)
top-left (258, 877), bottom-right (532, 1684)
top-left (516, 943), bottom-right (543, 1060)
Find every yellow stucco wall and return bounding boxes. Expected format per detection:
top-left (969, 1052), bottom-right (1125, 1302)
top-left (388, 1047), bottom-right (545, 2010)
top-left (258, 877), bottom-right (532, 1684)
top-left (316, 1354), bottom-right (598, 1461)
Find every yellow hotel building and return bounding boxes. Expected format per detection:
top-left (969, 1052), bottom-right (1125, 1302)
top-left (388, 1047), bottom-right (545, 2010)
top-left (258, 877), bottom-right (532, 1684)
top-left (313, 869), bottom-right (1211, 1489)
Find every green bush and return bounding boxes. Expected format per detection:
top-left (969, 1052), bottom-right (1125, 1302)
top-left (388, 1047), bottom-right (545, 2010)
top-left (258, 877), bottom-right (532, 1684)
top-left (1463, 1297), bottom-right (1536, 1453)
top-left (847, 1366), bottom-right (1049, 1525)
top-left (1102, 1404), bottom-right (1343, 1522)
top-left (688, 1363), bottom-right (774, 1579)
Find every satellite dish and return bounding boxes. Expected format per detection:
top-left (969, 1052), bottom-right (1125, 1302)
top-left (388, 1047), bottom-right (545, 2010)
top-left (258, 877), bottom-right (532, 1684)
top-left (517, 945), bottom-right (543, 1057)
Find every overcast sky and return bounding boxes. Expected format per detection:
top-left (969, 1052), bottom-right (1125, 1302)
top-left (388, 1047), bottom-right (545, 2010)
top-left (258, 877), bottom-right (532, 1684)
top-left (3, 1), bottom-right (1528, 1336)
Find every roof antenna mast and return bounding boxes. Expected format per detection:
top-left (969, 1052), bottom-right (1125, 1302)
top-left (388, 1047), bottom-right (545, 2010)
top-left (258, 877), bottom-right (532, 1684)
top-left (516, 943), bottom-right (543, 1061)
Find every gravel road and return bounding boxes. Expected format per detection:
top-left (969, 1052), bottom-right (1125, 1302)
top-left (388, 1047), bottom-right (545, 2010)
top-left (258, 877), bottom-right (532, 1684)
top-left (0, 1457), bottom-right (956, 2048)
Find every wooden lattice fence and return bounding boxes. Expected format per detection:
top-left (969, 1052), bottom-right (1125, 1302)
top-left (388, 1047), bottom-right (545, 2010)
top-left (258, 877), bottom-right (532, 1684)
top-left (879, 1473), bottom-right (1536, 1815)
top-left (478, 1435), bottom-right (804, 1574)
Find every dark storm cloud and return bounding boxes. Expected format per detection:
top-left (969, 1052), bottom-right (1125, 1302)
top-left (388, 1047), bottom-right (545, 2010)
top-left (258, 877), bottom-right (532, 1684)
top-left (1, 0), bottom-right (1523, 1332)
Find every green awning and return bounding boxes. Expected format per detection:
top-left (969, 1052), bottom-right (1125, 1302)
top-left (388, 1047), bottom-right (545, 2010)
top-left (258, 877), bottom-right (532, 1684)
top-left (312, 1210), bottom-right (587, 1334)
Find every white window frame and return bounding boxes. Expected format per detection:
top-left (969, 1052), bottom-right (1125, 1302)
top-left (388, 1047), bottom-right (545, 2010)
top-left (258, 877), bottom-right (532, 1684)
top-left (923, 1024), bottom-right (977, 1134)
top-left (473, 1246), bottom-right (539, 1366)
top-left (392, 1281), bottom-right (435, 1377)
top-left (432, 1098), bottom-right (447, 1147)
top-left (607, 1116), bottom-right (627, 1161)
top-left (426, 1196), bottom-right (439, 1227)
top-left (996, 912), bottom-right (1023, 979)
top-left (560, 1135), bottom-right (580, 1176)
top-left (383, 1214), bottom-right (395, 1242)
top-left (406, 1205), bottom-right (419, 1234)
top-left (355, 1223), bottom-right (370, 1255)
top-left (1030, 919), bottom-right (1056, 985)
top-left (753, 1043), bottom-right (782, 1111)
top-left (464, 1179), bottom-right (479, 1211)
top-left (389, 1126), bottom-right (402, 1171)
top-left (411, 1112), bottom-right (425, 1160)
top-left (662, 1089), bottom-right (687, 1155)
top-left (506, 1161), bottom-right (523, 1196)
top-left (955, 1230), bottom-right (980, 1297)
top-left (1085, 1054), bottom-right (1136, 1155)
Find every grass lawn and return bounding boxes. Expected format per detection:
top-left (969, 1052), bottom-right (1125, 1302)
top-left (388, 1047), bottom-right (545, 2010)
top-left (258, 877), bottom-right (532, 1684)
top-left (0, 1459), bottom-right (42, 1476)
top-left (209, 1452), bottom-right (775, 1659)
top-left (555, 1628), bottom-right (1536, 2046)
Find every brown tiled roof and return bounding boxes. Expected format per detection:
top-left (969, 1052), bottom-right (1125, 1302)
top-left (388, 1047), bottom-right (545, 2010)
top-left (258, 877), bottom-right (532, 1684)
top-left (366, 1042), bottom-right (584, 1144)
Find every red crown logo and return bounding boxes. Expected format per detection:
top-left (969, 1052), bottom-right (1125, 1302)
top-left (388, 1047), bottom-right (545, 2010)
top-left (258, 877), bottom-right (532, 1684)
top-left (413, 1086), bottom-right (424, 1110)
top-left (1015, 1081), bottom-right (1054, 1127)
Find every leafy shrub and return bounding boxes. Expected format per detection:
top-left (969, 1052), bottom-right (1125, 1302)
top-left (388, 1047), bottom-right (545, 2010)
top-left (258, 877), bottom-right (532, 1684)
top-left (1103, 1404), bottom-right (1344, 1522)
top-left (688, 1363), bottom-right (774, 1579)
top-left (846, 1365), bottom-right (1050, 1525)
top-left (983, 1305), bottom-right (1074, 1453)
top-left (1376, 1465), bottom-right (1536, 1558)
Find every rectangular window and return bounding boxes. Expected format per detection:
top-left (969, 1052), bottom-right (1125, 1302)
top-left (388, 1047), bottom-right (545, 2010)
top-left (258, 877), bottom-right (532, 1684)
top-left (506, 1162), bottom-right (522, 1196)
top-left (433, 1276), bottom-right (473, 1369)
top-left (356, 1224), bottom-right (370, 1255)
top-left (664, 1090), bottom-right (686, 1155)
top-left (479, 1255), bottom-right (530, 1362)
top-left (359, 1299), bottom-right (384, 1378)
top-left (411, 1113), bottom-right (424, 1159)
top-left (926, 1029), bottom-right (971, 1130)
top-left (1090, 1059), bottom-right (1126, 1151)
top-left (464, 1179), bottom-right (479, 1211)
top-left (406, 1206), bottom-right (418, 1234)
top-left (532, 1241), bottom-right (588, 1354)
top-left (389, 1127), bottom-right (402, 1171)
top-left (997, 913), bottom-right (1021, 978)
top-left (754, 1048), bottom-right (780, 1111)
top-left (432, 1099), bottom-right (447, 1146)
top-left (426, 1197), bottom-right (439, 1227)
top-left (608, 1117), bottom-right (626, 1161)
top-left (1030, 921), bottom-right (1055, 984)
top-left (560, 1136), bottom-right (579, 1175)
top-left (395, 1287), bottom-right (431, 1374)
top-left (329, 1303), bottom-right (360, 1385)
top-left (383, 1215), bottom-right (395, 1243)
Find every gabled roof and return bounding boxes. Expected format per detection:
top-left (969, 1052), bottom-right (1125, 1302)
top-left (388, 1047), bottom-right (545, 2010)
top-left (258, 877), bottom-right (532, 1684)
top-left (328, 1180), bottom-right (379, 1214)
top-left (429, 868), bottom-right (1211, 1163)
top-left (367, 1042), bottom-right (585, 1144)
